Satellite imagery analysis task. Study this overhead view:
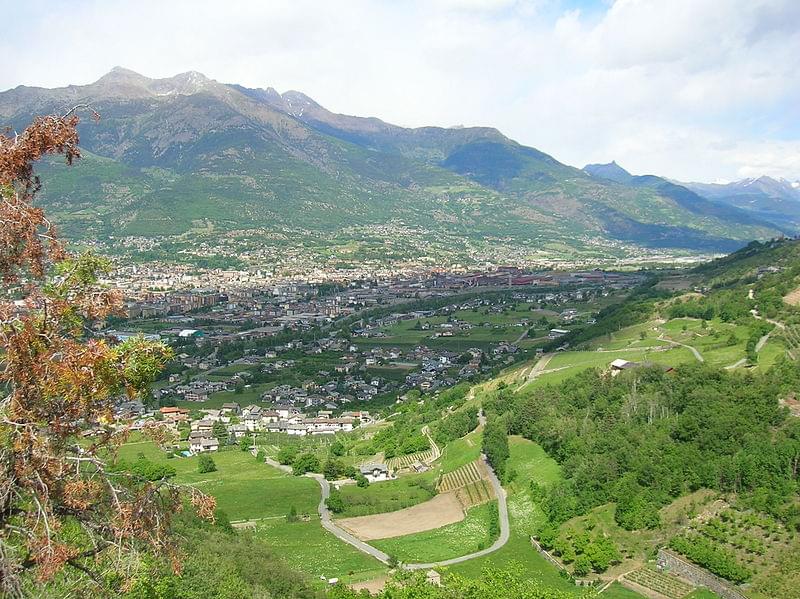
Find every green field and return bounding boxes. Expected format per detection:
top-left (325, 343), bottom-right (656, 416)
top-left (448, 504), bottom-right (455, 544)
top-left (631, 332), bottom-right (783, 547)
top-left (255, 518), bottom-right (386, 588)
top-left (115, 435), bottom-right (388, 587)
top-left (438, 428), bottom-right (483, 473)
top-left (371, 501), bottom-right (498, 563)
top-left (118, 441), bottom-right (319, 521)
top-left (517, 344), bottom-right (693, 392)
top-left (335, 471), bottom-right (438, 518)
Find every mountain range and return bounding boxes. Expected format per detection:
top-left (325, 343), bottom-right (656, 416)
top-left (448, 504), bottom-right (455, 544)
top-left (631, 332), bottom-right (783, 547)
top-left (1, 67), bottom-right (796, 256)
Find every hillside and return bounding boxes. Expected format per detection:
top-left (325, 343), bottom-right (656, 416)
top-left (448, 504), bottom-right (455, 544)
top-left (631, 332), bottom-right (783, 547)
top-left (0, 68), bottom-right (788, 257)
top-left (474, 239), bottom-right (800, 597)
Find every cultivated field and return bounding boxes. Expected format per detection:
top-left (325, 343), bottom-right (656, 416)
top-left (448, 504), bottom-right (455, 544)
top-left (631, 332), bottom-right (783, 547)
top-left (370, 501), bottom-right (499, 563)
top-left (337, 492), bottom-right (464, 540)
top-left (438, 459), bottom-right (486, 492)
top-left (454, 480), bottom-right (494, 509)
top-left (386, 448), bottom-right (436, 471)
top-left (622, 567), bottom-right (695, 599)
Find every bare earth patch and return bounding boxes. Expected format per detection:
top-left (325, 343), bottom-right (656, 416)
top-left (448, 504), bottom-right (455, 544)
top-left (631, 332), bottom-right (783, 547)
top-left (350, 576), bottom-right (390, 594)
top-left (337, 492), bottom-right (464, 540)
top-left (783, 286), bottom-right (800, 306)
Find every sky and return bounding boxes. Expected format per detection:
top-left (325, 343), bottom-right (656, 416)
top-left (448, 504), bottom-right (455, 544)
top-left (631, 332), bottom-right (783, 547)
top-left (1, 0), bottom-right (799, 183)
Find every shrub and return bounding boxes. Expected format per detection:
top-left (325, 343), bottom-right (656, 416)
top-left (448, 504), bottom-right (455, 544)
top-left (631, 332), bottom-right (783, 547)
top-left (326, 489), bottom-right (345, 513)
top-left (292, 453), bottom-right (320, 476)
top-left (197, 454), bottom-right (217, 474)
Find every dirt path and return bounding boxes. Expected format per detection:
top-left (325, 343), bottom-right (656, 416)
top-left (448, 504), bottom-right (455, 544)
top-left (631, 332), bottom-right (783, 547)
top-left (515, 352), bottom-right (554, 391)
top-left (658, 335), bottom-right (704, 362)
top-left (724, 358), bottom-right (746, 370)
top-left (755, 331), bottom-right (772, 352)
top-left (421, 425), bottom-right (441, 462)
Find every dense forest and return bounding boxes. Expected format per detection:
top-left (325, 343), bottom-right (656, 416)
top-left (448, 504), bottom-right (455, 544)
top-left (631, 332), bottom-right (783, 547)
top-left (497, 361), bottom-right (800, 531)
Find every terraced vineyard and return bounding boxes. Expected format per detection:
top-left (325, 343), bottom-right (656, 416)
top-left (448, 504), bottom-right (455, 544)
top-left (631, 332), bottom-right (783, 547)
top-left (454, 479), bottom-right (495, 509)
top-left (622, 567), bottom-right (695, 599)
top-left (438, 460), bottom-right (485, 493)
top-left (386, 449), bottom-right (436, 471)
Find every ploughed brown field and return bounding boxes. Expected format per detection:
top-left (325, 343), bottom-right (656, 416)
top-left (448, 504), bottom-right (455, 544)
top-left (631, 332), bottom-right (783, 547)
top-left (337, 493), bottom-right (464, 540)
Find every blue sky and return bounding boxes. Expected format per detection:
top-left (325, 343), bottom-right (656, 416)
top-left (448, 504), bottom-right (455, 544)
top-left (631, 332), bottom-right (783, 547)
top-left (1, 0), bottom-right (798, 182)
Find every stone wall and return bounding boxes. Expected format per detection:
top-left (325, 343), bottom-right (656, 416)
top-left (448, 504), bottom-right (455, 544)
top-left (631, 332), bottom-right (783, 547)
top-left (530, 537), bottom-right (567, 572)
top-left (656, 549), bottom-right (747, 599)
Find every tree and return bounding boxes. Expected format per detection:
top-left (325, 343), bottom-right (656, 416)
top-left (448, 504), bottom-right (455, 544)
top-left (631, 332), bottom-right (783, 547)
top-left (482, 417), bottom-right (510, 479)
top-left (286, 506), bottom-right (298, 523)
top-left (292, 453), bottom-right (320, 476)
top-left (0, 112), bottom-right (215, 594)
top-left (572, 554), bottom-right (592, 577)
top-left (326, 490), bottom-right (345, 513)
top-left (239, 436), bottom-right (251, 452)
top-left (355, 473), bottom-right (370, 488)
top-left (323, 458), bottom-right (348, 480)
top-left (277, 445), bottom-right (298, 465)
top-left (198, 454), bottom-right (217, 474)
top-left (212, 420), bottom-right (227, 440)
top-left (329, 439), bottom-right (345, 457)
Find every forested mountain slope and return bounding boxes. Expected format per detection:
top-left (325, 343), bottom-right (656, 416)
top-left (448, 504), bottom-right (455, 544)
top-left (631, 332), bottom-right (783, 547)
top-left (478, 238), bottom-right (800, 597)
top-left (0, 68), bottom-right (786, 253)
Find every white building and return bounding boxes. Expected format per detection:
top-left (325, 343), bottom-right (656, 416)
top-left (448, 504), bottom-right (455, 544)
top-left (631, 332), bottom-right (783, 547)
top-left (190, 437), bottom-right (219, 453)
top-left (360, 463), bottom-right (390, 483)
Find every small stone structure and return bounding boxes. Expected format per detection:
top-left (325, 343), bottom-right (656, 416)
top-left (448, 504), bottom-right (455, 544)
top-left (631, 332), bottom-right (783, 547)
top-left (656, 549), bottom-right (747, 599)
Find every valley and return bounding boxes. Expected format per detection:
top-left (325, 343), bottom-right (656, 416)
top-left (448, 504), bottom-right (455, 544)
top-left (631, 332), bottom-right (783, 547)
top-left (92, 239), bottom-right (800, 598)
top-left (3, 52), bottom-right (800, 599)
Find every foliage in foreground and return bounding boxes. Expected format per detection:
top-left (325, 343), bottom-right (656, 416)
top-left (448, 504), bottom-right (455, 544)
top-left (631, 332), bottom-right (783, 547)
top-left (121, 512), bottom-right (315, 599)
top-left (329, 565), bottom-right (593, 599)
top-left (0, 112), bottom-right (214, 595)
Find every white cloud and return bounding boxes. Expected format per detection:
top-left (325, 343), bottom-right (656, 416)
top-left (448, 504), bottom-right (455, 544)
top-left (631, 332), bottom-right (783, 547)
top-left (0, 0), bottom-right (797, 182)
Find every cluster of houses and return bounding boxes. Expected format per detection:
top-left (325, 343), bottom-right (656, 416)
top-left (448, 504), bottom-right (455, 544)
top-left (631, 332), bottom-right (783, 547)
top-left (148, 403), bottom-right (376, 454)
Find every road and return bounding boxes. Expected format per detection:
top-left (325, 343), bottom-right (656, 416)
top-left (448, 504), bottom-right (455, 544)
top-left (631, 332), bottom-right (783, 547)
top-left (404, 454), bottom-right (509, 570)
top-left (657, 335), bottom-right (704, 363)
top-left (305, 454), bottom-right (510, 570)
top-left (421, 425), bottom-right (441, 462)
top-left (310, 474), bottom-right (392, 565)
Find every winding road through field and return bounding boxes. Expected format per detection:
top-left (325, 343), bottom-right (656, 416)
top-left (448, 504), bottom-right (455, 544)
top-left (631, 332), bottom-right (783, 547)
top-left (403, 454), bottom-right (509, 570)
top-left (313, 474), bottom-right (393, 564)
top-left (308, 454), bottom-right (509, 570)
top-left (262, 417), bottom-right (510, 570)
